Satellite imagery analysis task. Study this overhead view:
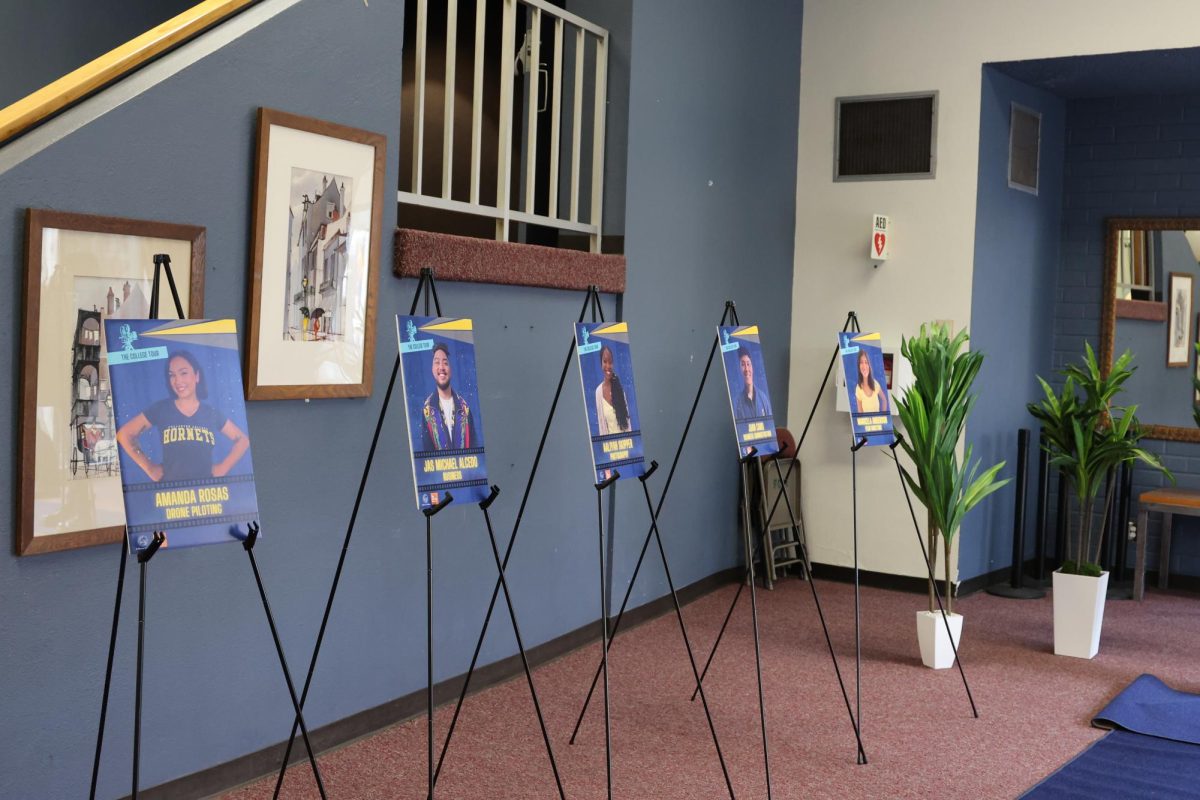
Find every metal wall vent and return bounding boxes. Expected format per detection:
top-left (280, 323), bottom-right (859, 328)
top-left (835, 92), bottom-right (937, 181)
top-left (1008, 103), bottom-right (1041, 194)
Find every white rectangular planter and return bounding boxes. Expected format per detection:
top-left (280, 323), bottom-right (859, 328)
top-left (916, 610), bottom-right (963, 669)
top-left (1052, 569), bottom-right (1109, 659)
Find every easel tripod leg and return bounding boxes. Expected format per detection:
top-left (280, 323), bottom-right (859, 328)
top-left (639, 475), bottom-right (736, 799)
top-left (740, 461), bottom-right (772, 799)
top-left (596, 485), bottom-right (614, 800)
top-left (771, 457), bottom-right (867, 763)
top-left (244, 532), bottom-right (327, 799)
top-left (890, 441), bottom-right (978, 717)
top-left (432, 288), bottom-right (595, 782)
top-left (480, 500), bottom-right (566, 799)
top-left (572, 331), bottom-right (726, 735)
top-left (90, 543), bottom-right (127, 800)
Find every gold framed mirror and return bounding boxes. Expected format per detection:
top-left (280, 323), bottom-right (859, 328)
top-left (1101, 217), bottom-right (1200, 442)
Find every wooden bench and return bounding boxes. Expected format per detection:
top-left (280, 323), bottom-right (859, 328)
top-left (1134, 487), bottom-right (1200, 600)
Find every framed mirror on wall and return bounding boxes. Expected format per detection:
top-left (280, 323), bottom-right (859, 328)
top-left (1101, 217), bottom-right (1200, 442)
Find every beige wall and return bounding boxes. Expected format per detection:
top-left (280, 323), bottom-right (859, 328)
top-left (790, 0), bottom-right (1200, 580)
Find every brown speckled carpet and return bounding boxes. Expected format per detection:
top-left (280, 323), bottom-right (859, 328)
top-left (223, 579), bottom-right (1200, 799)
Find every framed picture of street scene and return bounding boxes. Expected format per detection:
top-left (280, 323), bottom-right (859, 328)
top-left (245, 107), bottom-right (386, 400)
top-left (17, 209), bottom-right (205, 555)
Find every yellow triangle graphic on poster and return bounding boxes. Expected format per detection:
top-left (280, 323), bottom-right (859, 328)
top-left (422, 319), bottom-right (474, 331)
top-left (146, 320), bottom-right (237, 336)
top-left (733, 326), bottom-right (760, 337)
top-left (850, 332), bottom-right (881, 344)
top-left (593, 322), bottom-right (628, 335)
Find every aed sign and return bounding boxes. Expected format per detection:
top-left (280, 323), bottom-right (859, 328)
top-left (871, 214), bottom-right (890, 262)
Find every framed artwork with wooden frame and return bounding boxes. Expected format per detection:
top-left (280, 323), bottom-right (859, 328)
top-left (245, 107), bottom-right (386, 400)
top-left (1167, 271), bottom-right (1193, 368)
top-left (18, 209), bottom-right (205, 555)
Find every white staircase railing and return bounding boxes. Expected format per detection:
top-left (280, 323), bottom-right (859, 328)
top-left (398, 0), bottom-right (608, 253)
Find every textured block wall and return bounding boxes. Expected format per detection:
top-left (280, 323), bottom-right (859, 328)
top-left (1054, 92), bottom-right (1200, 579)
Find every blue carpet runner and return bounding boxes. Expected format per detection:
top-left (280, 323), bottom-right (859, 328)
top-left (1022, 675), bottom-right (1200, 799)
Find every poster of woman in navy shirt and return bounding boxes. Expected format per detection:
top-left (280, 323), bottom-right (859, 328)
top-left (106, 319), bottom-right (259, 553)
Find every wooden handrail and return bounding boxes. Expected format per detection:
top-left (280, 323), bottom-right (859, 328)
top-left (0, 0), bottom-right (254, 144)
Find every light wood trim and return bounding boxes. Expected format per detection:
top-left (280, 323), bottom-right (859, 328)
top-left (0, 0), bottom-right (254, 144)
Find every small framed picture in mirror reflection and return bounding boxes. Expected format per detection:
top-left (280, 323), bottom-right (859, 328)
top-left (1167, 272), bottom-right (1193, 367)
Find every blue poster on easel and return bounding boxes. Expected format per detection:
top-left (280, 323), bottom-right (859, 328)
top-left (838, 331), bottom-right (895, 447)
top-left (397, 315), bottom-right (491, 510)
top-left (105, 319), bottom-right (259, 553)
top-left (718, 325), bottom-right (780, 458)
top-left (574, 322), bottom-right (647, 483)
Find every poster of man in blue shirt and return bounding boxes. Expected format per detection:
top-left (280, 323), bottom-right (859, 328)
top-left (718, 325), bottom-right (780, 458)
top-left (397, 315), bottom-right (490, 511)
top-left (105, 318), bottom-right (259, 553)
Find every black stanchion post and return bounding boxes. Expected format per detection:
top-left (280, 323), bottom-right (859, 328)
top-left (1055, 469), bottom-right (1068, 568)
top-left (988, 429), bottom-right (1044, 599)
top-left (1034, 429), bottom-right (1050, 585)
top-left (594, 470), bottom-right (619, 800)
top-left (240, 524), bottom-right (327, 798)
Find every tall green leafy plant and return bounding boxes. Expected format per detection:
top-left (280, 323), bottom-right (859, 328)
top-left (1027, 344), bottom-right (1171, 577)
top-left (895, 323), bottom-right (1009, 614)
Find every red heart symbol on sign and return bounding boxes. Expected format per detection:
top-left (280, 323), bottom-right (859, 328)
top-left (873, 232), bottom-right (885, 256)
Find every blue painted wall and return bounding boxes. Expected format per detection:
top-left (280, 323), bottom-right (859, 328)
top-left (0, 0), bottom-right (803, 797)
top-left (962, 67), bottom-right (1066, 581)
top-left (0, 0), bottom-right (196, 109)
top-left (1053, 91), bottom-right (1200, 579)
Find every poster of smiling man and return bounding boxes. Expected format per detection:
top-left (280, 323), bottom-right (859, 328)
top-left (104, 319), bottom-right (259, 553)
top-left (718, 325), bottom-right (780, 458)
top-left (397, 316), bottom-right (490, 510)
top-left (574, 322), bottom-right (647, 483)
top-left (838, 331), bottom-right (895, 447)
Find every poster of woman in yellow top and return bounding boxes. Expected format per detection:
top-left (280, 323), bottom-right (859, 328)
top-left (838, 331), bottom-right (894, 447)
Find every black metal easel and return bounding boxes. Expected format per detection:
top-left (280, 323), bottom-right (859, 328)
top-left (426, 285), bottom-right (602, 788)
top-left (89, 255), bottom-right (326, 800)
top-left (578, 306), bottom-right (867, 779)
top-left (271, 268), bottom-right (564, 800)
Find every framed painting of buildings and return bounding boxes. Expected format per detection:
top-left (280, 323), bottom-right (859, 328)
top-left (245, 108), bottom-right (386, 400)
top-left (18, 209), bottom-right (206, 555)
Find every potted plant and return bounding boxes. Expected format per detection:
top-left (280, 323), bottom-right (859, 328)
top-left (895, 323), bottom-right (1008, 669)
top-left (1028, 344), bottom-right (1170, 659)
